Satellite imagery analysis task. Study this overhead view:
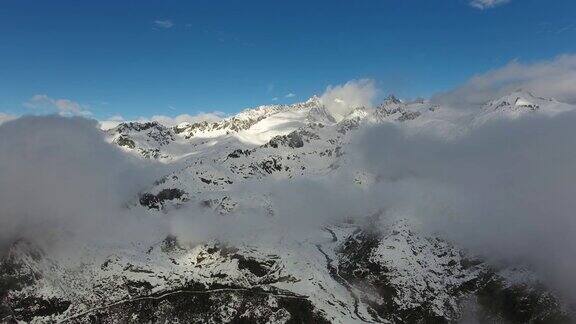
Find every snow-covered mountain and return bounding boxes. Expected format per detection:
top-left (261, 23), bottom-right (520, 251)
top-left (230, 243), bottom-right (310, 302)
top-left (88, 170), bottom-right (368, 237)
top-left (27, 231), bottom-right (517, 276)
top-left (2, 92), bottom-right (575, 323)
top-left (472, 89), bottom-right (574, 127)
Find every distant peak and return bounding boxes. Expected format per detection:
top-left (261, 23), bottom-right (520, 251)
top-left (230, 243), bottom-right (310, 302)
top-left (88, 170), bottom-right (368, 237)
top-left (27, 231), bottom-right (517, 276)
top-left (383, 94), bottom-right (402, 105)
top-left (501, 89), bottom-right (558, 103)
top-left (305, 95), bottom-right (321, 105)
top-left (488, 90), bottom-right (529, 104)
top-left (484, 89), bottom-right (549, 112)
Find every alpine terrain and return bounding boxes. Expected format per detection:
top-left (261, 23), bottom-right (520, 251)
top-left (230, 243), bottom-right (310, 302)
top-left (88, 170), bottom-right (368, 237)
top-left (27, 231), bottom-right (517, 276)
top-left (1, 90), bottom-right (574, 324)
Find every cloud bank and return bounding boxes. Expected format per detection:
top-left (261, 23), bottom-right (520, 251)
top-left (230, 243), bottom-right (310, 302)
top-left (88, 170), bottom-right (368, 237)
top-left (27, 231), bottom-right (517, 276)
top-left (0, 116), bottom-right (164, 250)
top-left (434, 54), bottom-right (576, 108)
top-left (352, 112), bottom-right (576, 300)
top-left (171, 175), bottom-right (370, 246)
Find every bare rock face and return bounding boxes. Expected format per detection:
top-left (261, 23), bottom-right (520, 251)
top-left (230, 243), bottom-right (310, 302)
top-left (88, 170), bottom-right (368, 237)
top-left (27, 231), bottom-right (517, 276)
top-left (265, 129), bottom-right (320, 149)
top-left (139, 188), bottom-right (188, 210)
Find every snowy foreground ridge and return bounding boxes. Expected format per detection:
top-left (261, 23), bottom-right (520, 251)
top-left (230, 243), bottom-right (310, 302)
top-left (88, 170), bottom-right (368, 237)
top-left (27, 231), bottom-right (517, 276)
top-left (2, 90), bottom-right (575, 323)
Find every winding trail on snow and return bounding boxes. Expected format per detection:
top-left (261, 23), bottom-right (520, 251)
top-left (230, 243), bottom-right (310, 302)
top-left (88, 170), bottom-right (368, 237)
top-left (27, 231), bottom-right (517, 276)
top-left (315, 227), bottom-right (378, 323)
top-left (59, 287), bottom-right (308, 323)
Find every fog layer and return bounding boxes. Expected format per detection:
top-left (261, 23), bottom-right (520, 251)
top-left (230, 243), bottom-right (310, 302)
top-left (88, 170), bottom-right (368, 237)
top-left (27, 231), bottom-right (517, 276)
top-left (353, 111), bottom-right (576, 299)
top-left (0, 116), bottom-right (163, 250)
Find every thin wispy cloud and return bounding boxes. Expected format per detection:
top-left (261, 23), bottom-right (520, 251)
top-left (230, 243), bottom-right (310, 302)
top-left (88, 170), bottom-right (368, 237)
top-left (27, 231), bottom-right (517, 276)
top-left (153, 19), bottom-right (174, 29)
top-left (469, 0), bottom-right (511, 10)
top-left (320, 79), bottom-right (377, 122)
top-left (537, 22), bottom-right (576, 35)
top-left (24, 94), bottom-right (92, 117)
top-left (285, 93), bottom-right (295, 98)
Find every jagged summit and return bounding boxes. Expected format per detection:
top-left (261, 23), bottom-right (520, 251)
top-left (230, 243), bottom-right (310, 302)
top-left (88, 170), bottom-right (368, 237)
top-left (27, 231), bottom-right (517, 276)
top-left (382, 94), bottom-right (402, 105)
top-left (304, 94), bottom-right (322, 105)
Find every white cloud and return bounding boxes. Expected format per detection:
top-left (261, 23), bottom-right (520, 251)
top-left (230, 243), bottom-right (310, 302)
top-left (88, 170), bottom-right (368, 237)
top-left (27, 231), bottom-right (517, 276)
top-left (24, 94), bottom-right (92, 117)
top-left (0, 113), bottom-right (17, 125)
top-left (433, 54), bottom-right (576, 107)
top-left (99, 115), bottom-right (125, 130)
top-left (469, 0), bottom-right (511, 10)
top-left (285, 93), bottom-right (296, 98)
top-left (153, 19), bottom-right (174, 29)
top-left (320, 79), bottom-right (377, 121)
top-left (271, 97), bottom-right (279, 101)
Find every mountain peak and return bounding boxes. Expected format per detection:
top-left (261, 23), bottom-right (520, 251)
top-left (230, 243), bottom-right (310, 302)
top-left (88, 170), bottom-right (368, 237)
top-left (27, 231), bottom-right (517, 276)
top-left (383, 94), bottom-right (402, 105)
top-left (485, 90), bottom-right (546, 112)
top-left (306, 95), bottom-right (321, 104)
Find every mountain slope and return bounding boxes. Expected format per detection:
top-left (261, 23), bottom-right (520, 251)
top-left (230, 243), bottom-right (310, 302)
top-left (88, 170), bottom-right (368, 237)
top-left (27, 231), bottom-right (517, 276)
top-left (2, 92), bottom-right (574, 323)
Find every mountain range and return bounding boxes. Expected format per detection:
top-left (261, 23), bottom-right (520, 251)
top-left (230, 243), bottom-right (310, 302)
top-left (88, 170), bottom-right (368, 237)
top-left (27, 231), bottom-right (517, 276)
top-left (1, 90), bottom-right (574, 323)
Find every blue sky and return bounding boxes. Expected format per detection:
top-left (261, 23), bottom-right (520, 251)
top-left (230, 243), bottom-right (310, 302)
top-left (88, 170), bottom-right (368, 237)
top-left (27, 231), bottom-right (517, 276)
top-left (1, 0), bottom-right (575, 120)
